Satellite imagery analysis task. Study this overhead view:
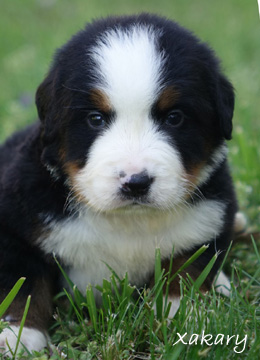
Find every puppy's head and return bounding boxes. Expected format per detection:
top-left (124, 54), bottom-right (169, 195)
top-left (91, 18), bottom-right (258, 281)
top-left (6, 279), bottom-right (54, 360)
top-left (36, 14), bottom-right (234, 212)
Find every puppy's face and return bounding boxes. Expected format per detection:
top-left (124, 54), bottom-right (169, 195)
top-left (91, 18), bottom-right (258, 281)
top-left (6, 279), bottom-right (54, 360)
top-left (36, 15), bottom-right (234, 213)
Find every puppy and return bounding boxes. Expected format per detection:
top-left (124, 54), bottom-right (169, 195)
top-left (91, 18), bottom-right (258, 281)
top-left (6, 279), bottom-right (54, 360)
top-left (0, 13), bottom-right (237, 352)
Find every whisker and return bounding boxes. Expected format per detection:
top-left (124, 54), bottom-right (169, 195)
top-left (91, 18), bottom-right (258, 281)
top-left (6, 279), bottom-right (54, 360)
top-left (180, 176), bottom-right (206, 203)
top-left (63, 187), bottom-right (81, 216)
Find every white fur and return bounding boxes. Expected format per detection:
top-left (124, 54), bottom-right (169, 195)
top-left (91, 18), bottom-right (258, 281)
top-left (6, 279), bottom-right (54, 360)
top-left (90, 26), bottom-right (165, 114)
top-left (0, 326), bottom-right (47, 355)
top-left (152, 296), bottom-right (180, 319)
top-left (234, 212), bottom-right (247, 234)
top-left (165, 296), bottom-right (180, 318)
top-left (40, 200), bottom-right (225, 301)
top-left (197, 144), bottom-right (228, 186)
top-left (215, 270), bottom-right (231, 296)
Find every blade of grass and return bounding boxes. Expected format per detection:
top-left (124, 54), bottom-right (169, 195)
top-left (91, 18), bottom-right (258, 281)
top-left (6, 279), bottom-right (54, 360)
top-left (53, 254), bottom-right (74, 289)
top-left (101, 278), bottom-right (113, 313)
top-left (164, 343), bottom-right (186, 360)
top-left (86, 285), bottom-right (98, 333)
top-left (213, 241), bottom-right (233, 288)
top-left (109, 274), bottom-right (121, 304)
top-left (164, 246), bottom-right (175, 315)
top-left (240, 267), bottom-right (260, 296)
top-left (63, 288), bottom-right (83, 323)
top-left (122, 272), bottom-right (135, 300)
top-left (168, 245), bottom-right (209, 284)
top-left (155, 248), bottom-right (163, 320)
top-left (251, 235), bottom-right (260, 264)
top-left (54, 254), bottom-right (85, 307)
top-left (193, 253), bottom-right (218, 291)
top-left (0, 278), bottom-right (26, 317)
top-left (13, 295), bottom-right (31, 357)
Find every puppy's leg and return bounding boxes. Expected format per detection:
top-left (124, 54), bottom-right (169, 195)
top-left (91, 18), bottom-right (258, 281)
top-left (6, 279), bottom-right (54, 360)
top-left (0, 277), bottom-right (54, 355)
top-left (150, 252), bottom-right (216, 318)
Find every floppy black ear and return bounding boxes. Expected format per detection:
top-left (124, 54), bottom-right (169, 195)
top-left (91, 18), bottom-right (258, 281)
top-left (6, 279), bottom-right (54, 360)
top-left (36, 70), bottom-right (56, 125)
top-left (216, 74), bottom-right (235, 140)
top-left (35, 70), bottom-right (63, 176)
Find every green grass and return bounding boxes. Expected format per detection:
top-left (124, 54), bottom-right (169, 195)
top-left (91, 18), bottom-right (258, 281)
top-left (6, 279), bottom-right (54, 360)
top-left (1, 245), bottom-right (259, 359)
top-left (0, 0), bottom-right (259, 359)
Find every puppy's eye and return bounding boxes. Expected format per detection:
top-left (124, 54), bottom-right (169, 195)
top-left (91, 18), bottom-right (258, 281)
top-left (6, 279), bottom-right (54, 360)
top-left (165, 110), bottom-right (184, 127)
top-left (87, 112), bottom-right (106, 129)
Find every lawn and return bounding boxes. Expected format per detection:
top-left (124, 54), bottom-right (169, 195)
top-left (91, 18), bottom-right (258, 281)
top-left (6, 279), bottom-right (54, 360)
top-left (0, 0), bottom-right (259, 359)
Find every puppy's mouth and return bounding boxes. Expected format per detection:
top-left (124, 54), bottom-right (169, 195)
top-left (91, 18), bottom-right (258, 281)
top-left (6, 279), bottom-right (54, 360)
top-left (117, 194), bottom-right (156, 211)
top-left (114, 201), bottom-right (155, 214)
top-left (127, 198), bottom-right (150, 206)
top-left (120, 193), bottom-right (151, 207)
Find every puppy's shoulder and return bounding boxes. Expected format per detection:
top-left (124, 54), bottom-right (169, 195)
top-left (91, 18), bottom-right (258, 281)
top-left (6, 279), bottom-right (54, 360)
top-left (0, 122), bottom-right (41, 165)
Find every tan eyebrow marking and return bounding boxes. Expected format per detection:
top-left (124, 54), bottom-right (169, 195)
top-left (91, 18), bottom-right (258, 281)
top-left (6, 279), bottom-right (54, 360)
top-left (157, 86), bottom-right (180, 111)
top-left (90, 89), bottom-right (112, 113)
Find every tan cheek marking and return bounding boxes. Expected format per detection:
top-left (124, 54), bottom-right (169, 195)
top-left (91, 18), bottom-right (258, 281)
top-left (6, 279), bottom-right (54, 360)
top-left (157, 86), bottom-right (180, 112)
top-left (64, 162), bottom-right (86, 203)
top-left (64, 161), bottom-right (81, 178)
top-left (90, 89), bottom-right (112, 113)
top-left (183, 162), bottom-right (206, 197)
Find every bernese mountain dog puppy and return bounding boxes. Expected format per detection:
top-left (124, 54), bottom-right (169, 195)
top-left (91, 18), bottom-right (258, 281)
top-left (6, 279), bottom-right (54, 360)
top-left (0, 14), bottom-right (237, 352)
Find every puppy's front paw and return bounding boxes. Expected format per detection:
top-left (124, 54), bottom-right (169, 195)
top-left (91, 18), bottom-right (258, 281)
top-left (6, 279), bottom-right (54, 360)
top-left (215, 270), bottom-right (231, 296)
top-left (0, 325), bottom-right (47, 355)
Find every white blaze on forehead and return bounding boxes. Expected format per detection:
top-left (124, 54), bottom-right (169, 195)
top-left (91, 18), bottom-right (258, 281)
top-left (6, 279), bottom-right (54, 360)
top-left (74, 24), bottom-right (186, 212)
top-left (90, 25), bottom-right (165, 114)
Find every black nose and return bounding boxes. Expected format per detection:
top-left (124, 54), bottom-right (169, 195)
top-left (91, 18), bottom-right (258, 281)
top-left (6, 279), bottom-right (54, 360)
top-left (120, 172), bottom-right (154, 198)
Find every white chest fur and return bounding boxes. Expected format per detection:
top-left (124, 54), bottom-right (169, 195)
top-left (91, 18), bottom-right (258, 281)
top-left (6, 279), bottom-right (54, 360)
top-left (40, 200), bottom-right (225, 295)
